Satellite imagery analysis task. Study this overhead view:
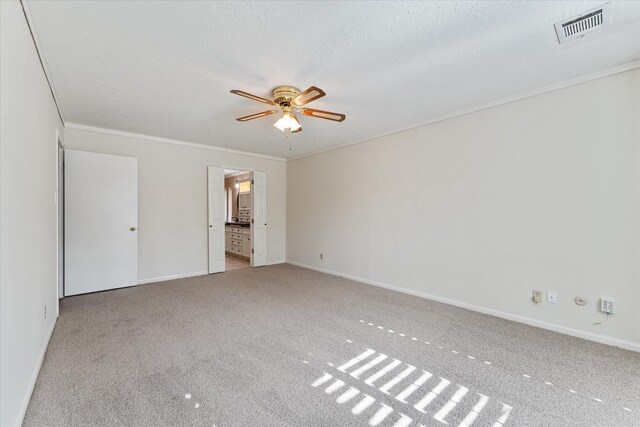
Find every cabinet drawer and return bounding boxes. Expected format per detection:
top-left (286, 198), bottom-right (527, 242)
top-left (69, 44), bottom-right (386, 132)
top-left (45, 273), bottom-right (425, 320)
top-left (230, 239), bottom-right (242, 246)
top-left (230, 233), bottom-right (242, 240)
top-left (230, 246), bottom-right (242, 255)
top-left (229, 226), bottom-right (242, 233)
top-left (242, 228), bottom-right (250, 235)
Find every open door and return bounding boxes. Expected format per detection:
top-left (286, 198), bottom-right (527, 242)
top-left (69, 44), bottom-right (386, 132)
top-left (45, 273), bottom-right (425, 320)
top-left (251, 171), bottom-right (267, 267)
top-left (208, 166), bottom-right (225, 273)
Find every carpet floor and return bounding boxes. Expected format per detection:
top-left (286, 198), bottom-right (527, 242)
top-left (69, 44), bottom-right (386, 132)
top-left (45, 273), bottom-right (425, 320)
top-left (24, 264), bottom-right (640, 426)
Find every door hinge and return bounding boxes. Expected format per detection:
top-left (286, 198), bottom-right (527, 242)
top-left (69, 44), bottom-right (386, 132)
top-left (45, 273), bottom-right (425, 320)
top-left (251, 249), bottom-right (254, 254)
top-left (251, 219), bottom-right (254, 223)
top-left (251, 180), bottom-right (254, 184)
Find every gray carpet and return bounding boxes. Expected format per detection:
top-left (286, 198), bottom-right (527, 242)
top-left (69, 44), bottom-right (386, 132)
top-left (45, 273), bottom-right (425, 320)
top-left (24, 264), bottom-right (640, 426)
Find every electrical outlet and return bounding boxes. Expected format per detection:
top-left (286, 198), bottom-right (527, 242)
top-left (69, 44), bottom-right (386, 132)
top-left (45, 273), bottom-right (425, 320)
top-left (320, 253), bottom-right (323, 260)
top-left (574, 296), bottom-right (587, 306)
top-left (600, 298), bottom-right (615, 314)
top-left (532, 290), bottom-right (542, 303)
top-left (547, 291), bottom-right (558, 304)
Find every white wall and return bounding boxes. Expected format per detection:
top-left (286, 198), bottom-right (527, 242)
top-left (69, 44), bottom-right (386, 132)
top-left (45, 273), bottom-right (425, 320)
top-left (63, 128), bottom-right (287, 283)
top-left (0, 2), bottom-right (64, 426)
top-left (287, 69), bottom-right (640, 350)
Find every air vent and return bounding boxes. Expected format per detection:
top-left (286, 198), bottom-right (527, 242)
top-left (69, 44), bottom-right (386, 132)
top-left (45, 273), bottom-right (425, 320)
top-left (554, 3), bottom-right (611, 44)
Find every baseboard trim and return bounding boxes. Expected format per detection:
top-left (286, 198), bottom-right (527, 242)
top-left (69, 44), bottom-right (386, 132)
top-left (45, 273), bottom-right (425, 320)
top-left (137, 271), bottom-right (208, 285)
top-left (266, 260), bottom-right (286, 266)
top-left (15, 317), bottom-right (57, 427)
top-left (286, 261), bottom-right (640, 353)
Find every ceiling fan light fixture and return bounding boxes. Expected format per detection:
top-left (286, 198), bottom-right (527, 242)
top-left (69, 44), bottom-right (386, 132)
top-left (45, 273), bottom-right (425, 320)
top-left (273, 112), bottom-right (301, 132)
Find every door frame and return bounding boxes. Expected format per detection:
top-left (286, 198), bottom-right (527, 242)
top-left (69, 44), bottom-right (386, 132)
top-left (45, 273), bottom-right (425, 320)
top-left (216, 164), bottom-right (268, 269)
top-left (56, 130), bottom-right (63, 315)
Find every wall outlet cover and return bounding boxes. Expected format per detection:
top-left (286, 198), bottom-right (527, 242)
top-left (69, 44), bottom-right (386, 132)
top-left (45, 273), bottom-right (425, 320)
top-left (600, 298), bottom-right (615, 314)
top-left (547, 291), bottom-right (558, 304)
top-left (532, 290), bottom-right (542, 303)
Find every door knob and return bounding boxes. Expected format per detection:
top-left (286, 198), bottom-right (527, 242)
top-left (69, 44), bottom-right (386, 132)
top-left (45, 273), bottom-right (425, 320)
top-left (130, 226), bottom-right (137, 231)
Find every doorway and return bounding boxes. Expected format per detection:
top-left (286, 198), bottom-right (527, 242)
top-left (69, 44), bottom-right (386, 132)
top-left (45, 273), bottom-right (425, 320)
top-left (223, 169), bottom-right (252, 270)
top-left (57, 143), bottom-right (64, 300)
top-left (207, 166), bottom-right (267, 273)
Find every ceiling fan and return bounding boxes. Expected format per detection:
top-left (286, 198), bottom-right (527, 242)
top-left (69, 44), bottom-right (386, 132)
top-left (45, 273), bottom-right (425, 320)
top-left (230, 85), bottom-right (346, 133)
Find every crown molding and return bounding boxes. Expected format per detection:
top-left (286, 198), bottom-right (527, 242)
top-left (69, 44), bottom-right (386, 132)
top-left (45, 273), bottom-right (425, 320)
top-left (20, 0), bottom-right (65, 124)
top-left (287, 60), bottom-right (640, 162)
top-left (64, 123), bottom-right (286, 162)
top-left (64, 60), bottom-right (639, 163)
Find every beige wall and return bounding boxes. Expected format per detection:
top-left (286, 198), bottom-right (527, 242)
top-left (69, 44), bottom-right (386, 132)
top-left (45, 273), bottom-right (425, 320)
top-left (1, 2), bottom-right (65, 426)
top-left (287, 69), bottom-right (640, 350)
top-left (63, 128), bottom-right (286, 282)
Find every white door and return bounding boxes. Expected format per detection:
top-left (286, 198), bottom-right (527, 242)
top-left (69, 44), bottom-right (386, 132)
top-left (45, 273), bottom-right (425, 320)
top-left (65, 150), bottom-right (138, 296)
top-left (251, 171), bottom-right (267, 267)
top-left (208, 166), bottom-right (225, 273)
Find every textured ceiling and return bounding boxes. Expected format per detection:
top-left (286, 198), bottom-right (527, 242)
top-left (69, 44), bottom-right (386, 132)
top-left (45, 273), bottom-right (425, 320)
top-left (26, 1), bottom-right (640, 159)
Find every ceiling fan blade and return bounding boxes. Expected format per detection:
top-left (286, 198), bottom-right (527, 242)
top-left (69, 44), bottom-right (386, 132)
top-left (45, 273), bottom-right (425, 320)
top-left (292, 86), bottom-right (326, 106)
top-left (300, 108), bottom-right (346, 122)
top-left (236, 110), bottom-right (278, 122)
top-left (230, 90), bottom-right (276, 105)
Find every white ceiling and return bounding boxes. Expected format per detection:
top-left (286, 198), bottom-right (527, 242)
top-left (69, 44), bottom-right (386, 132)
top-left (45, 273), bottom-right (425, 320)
top-left (26, 1), bottom-right (640, 159)
top-left (224, 169), bottom-right (249, 178)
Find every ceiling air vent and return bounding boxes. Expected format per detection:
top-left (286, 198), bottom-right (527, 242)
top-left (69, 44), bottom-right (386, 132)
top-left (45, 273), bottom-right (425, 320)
top-left (554, 3), bottom-right (611, 44)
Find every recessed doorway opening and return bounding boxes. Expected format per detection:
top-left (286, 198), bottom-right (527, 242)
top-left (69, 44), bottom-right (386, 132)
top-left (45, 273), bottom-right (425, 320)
top-left (224, 169), bottom-right (252, 270)
top-left (208, 166), bottom-right (267, 274)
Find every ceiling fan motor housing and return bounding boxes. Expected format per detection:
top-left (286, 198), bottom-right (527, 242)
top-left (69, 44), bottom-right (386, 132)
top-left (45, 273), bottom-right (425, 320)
top-left (272, 86), bottom-right (301, 107)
